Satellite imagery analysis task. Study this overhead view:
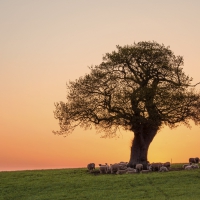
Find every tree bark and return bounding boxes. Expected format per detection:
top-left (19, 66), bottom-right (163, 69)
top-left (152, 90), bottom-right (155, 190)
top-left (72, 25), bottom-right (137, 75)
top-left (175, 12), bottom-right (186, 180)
top-left (128, 128), bottom-right (158, 169)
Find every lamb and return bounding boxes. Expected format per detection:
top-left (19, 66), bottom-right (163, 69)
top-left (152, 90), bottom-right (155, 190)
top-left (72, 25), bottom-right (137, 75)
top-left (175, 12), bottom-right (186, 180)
top-left (136, 164), bottom-right (143, 173)
top-left (87, 163), bottom-right (95, 172)
top-left (159, 164), bottom-right (169, 172)
top-left (99, 163), bottom-right (109, 174)
top-left (185, 165), bottom-right (194, 170)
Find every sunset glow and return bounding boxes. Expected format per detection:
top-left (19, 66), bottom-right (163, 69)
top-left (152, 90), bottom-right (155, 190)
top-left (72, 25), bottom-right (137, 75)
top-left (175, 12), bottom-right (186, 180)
top-left (1, 0), bottom-right (200, 171)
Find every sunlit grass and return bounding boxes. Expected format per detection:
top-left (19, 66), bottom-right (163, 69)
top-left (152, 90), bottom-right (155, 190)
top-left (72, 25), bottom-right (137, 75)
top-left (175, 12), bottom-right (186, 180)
top-left (0, 164), bottom-right (200, 200)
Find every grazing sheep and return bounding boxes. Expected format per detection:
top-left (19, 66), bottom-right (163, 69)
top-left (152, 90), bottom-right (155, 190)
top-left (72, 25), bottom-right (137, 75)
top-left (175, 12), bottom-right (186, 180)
top-left (151, 163), bottom-right (162, 171)
top-left (189, 157), bottom-right (200, 164)
top-left (87, 163), bottom-right (95, 172)
top-left (110, 162), bottom-right (127, 174)
top-left (136, 164), bottom-right (143, 173)
top-left (185, 165), bottom-right (194, 170)
top-left (110, 163), bottom-right (119, 174)
top-left (99, 163), bottom-right (109, 174)
top-left (162, 162), bottom-right (171, 170)
top-left (159, 165), bottom-right (169, 172)
top-left (182, 164), bottom-right (191, 169)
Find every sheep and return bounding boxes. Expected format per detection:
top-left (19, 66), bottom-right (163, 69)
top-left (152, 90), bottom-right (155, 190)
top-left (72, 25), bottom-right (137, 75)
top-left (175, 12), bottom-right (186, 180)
top-left (189, 157), bottom-right (199, 164)
top-left (87, 163), bottom-right (95, 172)
top-left (136, 164), bottom-right (143, 173)
top-left (147, 164), bottom-right (152, 171)
top-left (110, 162), bottom-right (127, 174)
top-left (182, 164), bottom-right (191, 169)
top-left (159, 164), bottom-right (169, 172)
top-left (116, 169), bottom-right (128, 175)
top-left (162, 162), bottom-right (171, 170)
top-left (118, 162), bottom-right (128, 170)
top-left (185, 165), bottom-right (194, 170)
top-left (192, 164), bottom-right (199, 169)
top-left (151, 163), bottom-right (162, 171)
top-left (99, 163), bottom-right (109, 174)
top-left (126, 167), bottom-right (137, 174)
top-left (110, 163), bottom-right (119, 174)
top-left (127, 167), bottom-right (136, 171)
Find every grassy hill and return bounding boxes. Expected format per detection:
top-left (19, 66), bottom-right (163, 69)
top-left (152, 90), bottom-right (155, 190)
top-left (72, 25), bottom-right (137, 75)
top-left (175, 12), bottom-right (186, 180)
top-left (0, 163), bottom-right (200, 200)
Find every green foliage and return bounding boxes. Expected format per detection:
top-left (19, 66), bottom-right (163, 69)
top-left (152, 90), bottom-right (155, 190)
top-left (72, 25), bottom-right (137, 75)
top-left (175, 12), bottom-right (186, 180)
top-left (1, 166), bottom-right (200, 200)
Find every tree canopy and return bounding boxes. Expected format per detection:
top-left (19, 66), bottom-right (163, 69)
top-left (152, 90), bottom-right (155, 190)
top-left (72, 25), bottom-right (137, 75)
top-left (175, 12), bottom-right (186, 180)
top-left (53, 41), bottom-right (200, 138)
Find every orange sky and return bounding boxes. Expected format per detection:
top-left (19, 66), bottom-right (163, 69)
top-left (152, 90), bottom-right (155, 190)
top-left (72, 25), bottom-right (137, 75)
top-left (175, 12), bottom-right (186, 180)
top-left (1, 0), bottom-right (200, 171)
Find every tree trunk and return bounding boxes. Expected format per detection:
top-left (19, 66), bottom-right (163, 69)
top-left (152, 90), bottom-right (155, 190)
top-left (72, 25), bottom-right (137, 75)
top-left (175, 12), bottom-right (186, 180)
top-left (128, 128), bottom-right (158, 169)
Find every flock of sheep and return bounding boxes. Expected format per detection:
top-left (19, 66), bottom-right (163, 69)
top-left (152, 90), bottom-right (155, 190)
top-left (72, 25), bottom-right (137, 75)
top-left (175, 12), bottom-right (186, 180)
top-left (87, 157), bottom-right (200, 175)
top-left (182, 157), bottom-right (200, 170)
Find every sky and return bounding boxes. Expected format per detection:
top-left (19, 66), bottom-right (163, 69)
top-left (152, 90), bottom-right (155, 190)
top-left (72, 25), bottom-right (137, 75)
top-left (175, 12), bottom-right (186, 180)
top-left (1, 0), bottom-right (200, 171)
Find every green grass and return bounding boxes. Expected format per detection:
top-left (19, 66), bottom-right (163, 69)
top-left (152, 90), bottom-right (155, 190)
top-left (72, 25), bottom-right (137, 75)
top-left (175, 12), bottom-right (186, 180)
top-left (1, 164), bottom-right (200, 200)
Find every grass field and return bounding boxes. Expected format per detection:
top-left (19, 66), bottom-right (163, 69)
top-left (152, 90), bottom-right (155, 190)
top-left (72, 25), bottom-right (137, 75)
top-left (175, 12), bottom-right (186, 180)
top-left (1, 163), bottom-right (200, 200)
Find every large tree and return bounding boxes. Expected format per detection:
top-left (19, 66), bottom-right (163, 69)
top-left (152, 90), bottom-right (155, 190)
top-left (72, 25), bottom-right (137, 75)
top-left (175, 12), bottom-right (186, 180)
top-left (53, 41), bottom-right (200, 168)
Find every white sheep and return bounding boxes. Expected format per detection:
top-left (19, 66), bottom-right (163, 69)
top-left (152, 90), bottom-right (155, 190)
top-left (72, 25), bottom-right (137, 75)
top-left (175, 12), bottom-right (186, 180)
top-left (162, 162), bottom-right (171, 170)
top-left (99, 163), bottom-right (109, 174)
top-left (110, 162), bottom-right (127, 174)
top-left (185, 165), bottom-right (194, 170)
top-left (110, 163), bottom-right (119, 174)
top-left (159, 165), bottom-right (169, 172)
top-left (136, 164), bottom-right (143, 173)
top-left (118, 163), bottom-right (128, 170)
top-left (151, 162), bottom-right (162, 171)
top-left (182, 164), bottom-right (190, 169)
top-left (125, 167), bottom-right (137, 174)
